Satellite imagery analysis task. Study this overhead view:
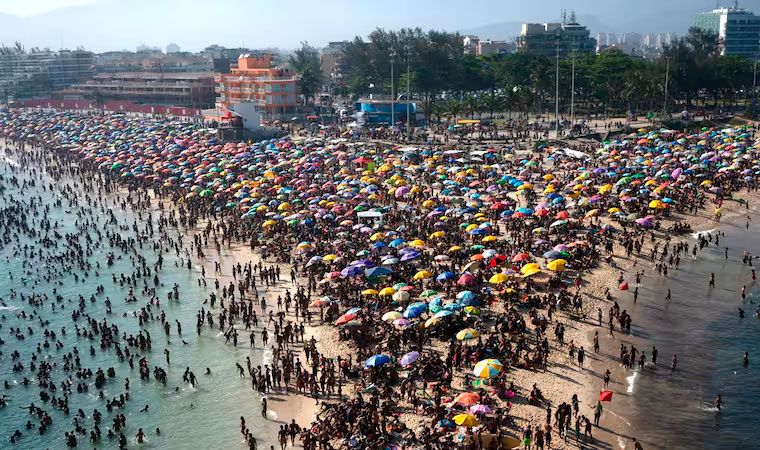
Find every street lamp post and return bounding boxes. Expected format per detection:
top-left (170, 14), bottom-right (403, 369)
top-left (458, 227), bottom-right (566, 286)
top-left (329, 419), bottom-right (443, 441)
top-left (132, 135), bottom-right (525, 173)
top-left (663, 57), bottom-right (670, 120)
top-left (570, 52), bottom-right (576, 132)
top-left (406, 45), bottom-right (411, 138)
top-left (555, 42), bottom-right (560, 138)
top-left (390, 49), bottom-right (396, 128)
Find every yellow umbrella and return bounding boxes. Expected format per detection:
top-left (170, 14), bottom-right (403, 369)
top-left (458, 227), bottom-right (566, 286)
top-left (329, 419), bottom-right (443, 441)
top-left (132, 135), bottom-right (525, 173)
top-left (422, 199), bottom-right (436, 208)
top-left (648, 199), bottom-right (665, 209)
top-left (262, 219), bottom-right (277, 228)
top-left (608, 207), bottom-right (621, 214)
top-left (598, 184), bottom-right (613, 194)
top-left (379, 287), bottom-right (396, 296)
top-left (277, 202), bottom-right (291, 211)
top-left (547, 259), bottom-right (567, 271)
top-left (425, 316), bottom-right (442, 328)
top-left (409, 239), bottom-right (427, 248)
top-left (453, 414), bottom-right (480, 427)
top-left (456, 328), bottom-right (480, 340)
top-left (449, 245), bottom-right (463, 252)
top-left (517, 183), bottom-right (533, 191)
top-left (522, 267), bottom-right (542, 277)
top-left (322, 254), bottom-right (338, 262)
top-left (520, 263), bottom-right (540, 275)
top-left (489, 273), bottom-right (509, 284)
top-left (429, 231), bottom-right (445, 240)
top-left (542, 174), bottom-right (554, 181)
top-left (370, 232), bottom-right (385, 241)
top-left (465, 224), bottom-right (478, 232)
top-left (413, 270), bottom-right (433, 280)
top-left (700, 180), bottom-right (712, 186)
top-left (482, 235), bottom-right (498, 243)
top-left (361, 289), bottom-right (379, 296)
top-left (584, 209), bottom-right (600, 218)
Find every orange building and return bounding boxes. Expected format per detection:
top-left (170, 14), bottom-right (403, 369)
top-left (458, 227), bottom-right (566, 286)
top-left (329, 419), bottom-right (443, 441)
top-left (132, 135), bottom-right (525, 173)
top-left (215, 54), bottom-right (298, 117)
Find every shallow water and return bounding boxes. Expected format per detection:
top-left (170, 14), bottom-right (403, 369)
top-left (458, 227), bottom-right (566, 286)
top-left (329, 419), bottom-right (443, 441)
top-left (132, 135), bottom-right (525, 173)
top-left (0, 158), bottom-right (272, 448)
top-left (611, 208), bottom-right (760, 449)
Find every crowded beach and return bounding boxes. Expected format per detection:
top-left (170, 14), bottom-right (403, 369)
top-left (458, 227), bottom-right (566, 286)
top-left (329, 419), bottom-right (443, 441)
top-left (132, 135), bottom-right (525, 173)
top-left (0, 108), bottom-right (758, 449)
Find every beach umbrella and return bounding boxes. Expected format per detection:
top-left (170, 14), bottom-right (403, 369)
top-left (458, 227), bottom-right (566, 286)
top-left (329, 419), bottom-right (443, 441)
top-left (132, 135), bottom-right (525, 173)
top-left (365, 266), bottom-right (392, 278)
top-left (382, 311), bottom-right (403, 321)
top-left (469, 404), bottom-right (493, 415)
top-left (456, 328), bottom-right (480, 340)
top-left (365, 354), bottom-right (391, 367)
top-left (457, 273), bottom-right (476, 286)
top-left (393, 318), bottom-right (412, 327)
top-left (379, 287), bottom-right (396, 297)
top-left (413, 270), bottom-right (433, 280)
top-left (399, 351), bottom-right (420, 366)
top-left (404, 302), bottom-right (428, 318)
top-left (452, 414), bottom-right (480, 427)
top-left (489, 273), bottom-right (509, 284)
top-left (512, 252), bottom-right (531, 262)
top-left (452, 392), bottom-right (481, 406)
top-left (473, 358), bottom-right (503, 378)
top-left (392, 290), bottom-right (411, 302)
top-left (599, 390), bottom-right (613, 402)
top-left (334, 312), bottom-right (357, 326)
top-left (361, 289), bottom-right (379, 296)
top-left (436, 271), bottom-right (456, 282)
top-left (547, 259), bottom-right (567, 272)
top-left (420, 289), bottom-right (438, 298)
top-left (457, 290), bottom-right (476, 301)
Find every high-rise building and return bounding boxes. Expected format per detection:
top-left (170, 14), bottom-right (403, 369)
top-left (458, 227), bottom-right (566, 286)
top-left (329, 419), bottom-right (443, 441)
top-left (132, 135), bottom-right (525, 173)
top-left (0, 48), bottom-right (94, 101)
top-left (693, 5), bottom-right (760, 58)
top-left (216, 54), bottom-right (298, 118)
top-left (518, 12), bottom-right (596, 58)
top-left (320, 41), bottom-right (348, 86)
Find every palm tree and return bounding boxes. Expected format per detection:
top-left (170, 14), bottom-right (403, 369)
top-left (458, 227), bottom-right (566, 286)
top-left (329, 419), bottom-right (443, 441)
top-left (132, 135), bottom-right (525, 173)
top-left (289, 42), bottom-right (322, 106)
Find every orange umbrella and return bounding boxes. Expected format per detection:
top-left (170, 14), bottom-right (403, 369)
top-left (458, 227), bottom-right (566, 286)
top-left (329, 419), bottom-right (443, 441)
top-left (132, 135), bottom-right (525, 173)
top-left (452, 392), bottom-right (480, 406)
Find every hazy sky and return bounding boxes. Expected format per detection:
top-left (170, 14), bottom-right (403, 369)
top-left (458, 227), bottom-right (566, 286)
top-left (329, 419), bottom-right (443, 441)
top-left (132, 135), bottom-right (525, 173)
top-left (0, 0), bottom-right (748, 52)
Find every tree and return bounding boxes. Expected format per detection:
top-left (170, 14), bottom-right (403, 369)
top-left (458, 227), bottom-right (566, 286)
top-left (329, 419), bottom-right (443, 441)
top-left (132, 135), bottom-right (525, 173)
top-left (289, 42), bottom-right (322, 106)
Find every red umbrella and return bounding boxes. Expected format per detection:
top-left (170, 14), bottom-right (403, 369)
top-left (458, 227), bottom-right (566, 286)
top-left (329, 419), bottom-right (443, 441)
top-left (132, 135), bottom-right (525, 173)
top-left (555, 211), bottom-right (570, 219)
top-left (458, 273), bottom-right (476, 286)
top-left (334, 313), bottom-right (357, 326)
top-left (599, 390), bottom-right (613, 402)
top-left (619, 282), bottom-right (629, 291)
top-left (352, 156), bottom-right (373, 164)
top-left (512, 253), bottom-right (531, 263)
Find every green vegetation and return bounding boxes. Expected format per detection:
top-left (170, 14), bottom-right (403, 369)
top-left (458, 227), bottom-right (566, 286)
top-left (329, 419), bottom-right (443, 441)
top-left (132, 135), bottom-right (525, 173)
top-left (340, 27), bottom-right (758, 121)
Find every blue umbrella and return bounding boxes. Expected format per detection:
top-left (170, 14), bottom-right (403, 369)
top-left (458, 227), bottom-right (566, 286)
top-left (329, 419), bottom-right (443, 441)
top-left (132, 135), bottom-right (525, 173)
top-left (340, 266), bottom-right (363, 277)
top-left (389, 238), bottom-right (406, 248)
top-left (457, 291), bottom-right (476, 301)
top-left (436, 271), bottom-right (455, 282)
top-left (365, 354), bottom-right (391, 367)
top-left (365, 266), bottom-right (392, 278)
top-left (404, 302), bottom-right (428, 318)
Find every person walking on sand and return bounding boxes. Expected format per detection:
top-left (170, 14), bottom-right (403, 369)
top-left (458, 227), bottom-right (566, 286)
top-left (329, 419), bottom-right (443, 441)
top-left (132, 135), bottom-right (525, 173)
top-left (665, 288), bottom-right (671, 302)
top-left (709, 273), bottom-right (715, 287)
top-left (594, 401), bottom-right (603, 426)
top-left (632, 437), bottom-right (644, 450)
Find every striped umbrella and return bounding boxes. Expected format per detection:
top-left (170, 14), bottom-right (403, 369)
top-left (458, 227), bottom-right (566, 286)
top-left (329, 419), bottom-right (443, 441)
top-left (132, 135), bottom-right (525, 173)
top-left (473, 358), bottom-right (503, 378)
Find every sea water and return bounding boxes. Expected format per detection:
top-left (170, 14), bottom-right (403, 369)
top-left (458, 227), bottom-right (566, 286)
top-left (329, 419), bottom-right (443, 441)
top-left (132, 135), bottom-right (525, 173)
top-left (610, 208), bottom-right (760, 449)
top-left (0, 157), bottom-right (273, 448)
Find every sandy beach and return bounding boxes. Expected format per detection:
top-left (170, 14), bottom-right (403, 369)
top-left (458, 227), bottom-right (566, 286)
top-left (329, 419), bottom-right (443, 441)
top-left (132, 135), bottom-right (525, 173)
top-left (2, 109), bottom-right (759, 450)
